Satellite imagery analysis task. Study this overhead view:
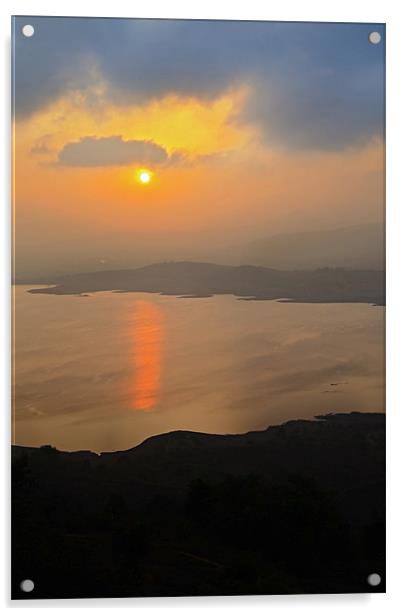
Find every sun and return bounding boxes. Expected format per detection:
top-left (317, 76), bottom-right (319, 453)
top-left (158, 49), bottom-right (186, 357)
top-left (139, 171), bottom-right (151, 184)
top-left (136, 169), bottom-right (153, 184)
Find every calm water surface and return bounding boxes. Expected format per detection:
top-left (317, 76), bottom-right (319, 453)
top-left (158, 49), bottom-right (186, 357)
top-left (13, 286), bottom-right (385, 452)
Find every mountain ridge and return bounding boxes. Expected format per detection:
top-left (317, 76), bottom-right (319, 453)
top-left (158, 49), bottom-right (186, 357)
top-left (12, 411), bottom-right (384, 457)
top-left (14, 223), bottom-right (385, 279)
top-left (12, 411), bottom-right (385, 598)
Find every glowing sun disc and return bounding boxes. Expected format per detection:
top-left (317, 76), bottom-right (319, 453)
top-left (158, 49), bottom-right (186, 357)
top-left (137, 169), bottom-right (152, 184)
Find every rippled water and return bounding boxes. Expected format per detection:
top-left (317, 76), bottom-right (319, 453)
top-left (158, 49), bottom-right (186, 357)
top-left (13, 285), bottom-right (385, 452)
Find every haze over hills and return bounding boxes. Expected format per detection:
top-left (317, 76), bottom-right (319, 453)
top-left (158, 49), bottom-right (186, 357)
top-left (14, 223), bottom-right (384, 280)
top-left (220, 223), bottom-right (385, 270)
top-left (27, 261), bottom-right (385, 304)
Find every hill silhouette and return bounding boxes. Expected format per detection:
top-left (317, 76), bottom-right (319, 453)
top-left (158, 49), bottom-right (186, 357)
top-left (12, 412), bottom-right (385, 598)
top-left (27, 261), bottom-right (385, 304)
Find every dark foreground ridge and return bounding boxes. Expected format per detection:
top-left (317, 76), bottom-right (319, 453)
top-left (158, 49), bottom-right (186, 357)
top-left (27, 261), bottom-right (385, 304)
top-left (12, 412), bottom-right (385, 598)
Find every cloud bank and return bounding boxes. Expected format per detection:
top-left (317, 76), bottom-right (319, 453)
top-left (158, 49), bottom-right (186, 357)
top-left (56, 136), bottom-right (168, 167)
top-left (13, 17), bottom-right (385, 151)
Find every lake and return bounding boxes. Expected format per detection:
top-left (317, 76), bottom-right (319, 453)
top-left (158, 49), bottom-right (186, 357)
top-left (13, 285), bottom-right (385, 452)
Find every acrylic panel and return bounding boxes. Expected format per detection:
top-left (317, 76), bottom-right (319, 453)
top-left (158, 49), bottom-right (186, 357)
top-left (11, 16), bottom-right (385, 599)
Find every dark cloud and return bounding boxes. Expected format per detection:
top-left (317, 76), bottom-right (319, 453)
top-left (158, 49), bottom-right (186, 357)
top-left (243, 64), bottom-right (384, 150)
top-left (13, 17), bottom-right (385, 150)
top-left (30, 134), bottom-right (54, 155)
top-left (31, 144), bottom-right (51, 155)
top-left (56, 135), bottom-right (168, 167)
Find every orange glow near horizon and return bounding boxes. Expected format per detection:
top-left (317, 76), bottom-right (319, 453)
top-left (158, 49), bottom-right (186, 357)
top-left (13, 86), bottom-right (255, 233)
top-left (12, 82), bottom-right (384, 247)
top-left (130, 300), bottom-right (164, 411)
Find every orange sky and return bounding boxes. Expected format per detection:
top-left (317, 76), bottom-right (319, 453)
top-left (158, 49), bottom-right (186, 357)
top-left (13, 81), bottom-right (384, 279)
top-left (12, 18), bottom-right (385, 278)
top-left (15, 86), bottom-right (383, 221)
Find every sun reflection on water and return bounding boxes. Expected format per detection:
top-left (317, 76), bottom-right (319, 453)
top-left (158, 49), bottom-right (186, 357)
top-left (130, 300), bottom-right (164, 411)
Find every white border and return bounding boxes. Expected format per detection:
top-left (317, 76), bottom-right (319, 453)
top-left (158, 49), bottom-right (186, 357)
top-left (2, 1), bottom-right (402, 614)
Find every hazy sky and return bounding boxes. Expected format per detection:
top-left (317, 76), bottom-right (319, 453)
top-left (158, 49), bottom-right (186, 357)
top-left (13, 17), bottom-right (385, 276)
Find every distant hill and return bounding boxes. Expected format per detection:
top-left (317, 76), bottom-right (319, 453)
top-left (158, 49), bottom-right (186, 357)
top-left (12, 412), bottom-right (385, 598)
top-left (28, 261), bottom-right (385, 304)
top-left (13, 223), bottom-right (385, 281)
top-left (222, 223), bottom-right (385, 270)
